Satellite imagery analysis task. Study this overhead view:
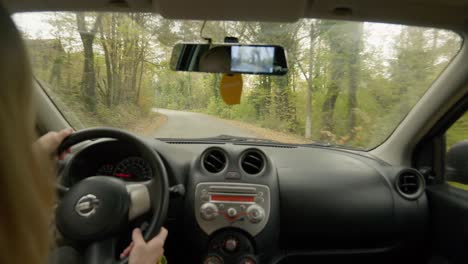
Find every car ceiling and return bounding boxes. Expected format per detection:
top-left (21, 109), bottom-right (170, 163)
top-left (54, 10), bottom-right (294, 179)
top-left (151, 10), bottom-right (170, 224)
top-left (4, 0), bottom-right (468, 30)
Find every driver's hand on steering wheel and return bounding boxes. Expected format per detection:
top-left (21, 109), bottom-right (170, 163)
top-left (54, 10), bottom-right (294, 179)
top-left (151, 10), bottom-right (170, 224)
top-left (35, 128), bottom-right (74, 160)
top-left (121, 227), bottom-right (168, 264)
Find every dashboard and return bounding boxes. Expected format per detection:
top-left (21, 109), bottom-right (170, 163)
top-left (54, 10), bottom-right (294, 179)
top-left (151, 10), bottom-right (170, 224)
top-left (95, 157), bottom-right (152, 181)
top-left (60, 138), bottom-right (428, 264)
top-left (64, 140), bottom-right (153, 185)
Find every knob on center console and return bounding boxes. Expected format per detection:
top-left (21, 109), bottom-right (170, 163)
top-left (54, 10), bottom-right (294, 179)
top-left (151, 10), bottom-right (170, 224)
top-left (227, 207), bottom-right (237, 218)
top-left (238, 255), bottom-right (257, 264)
top-left (203, 254), bottom-right (224, 264)
top-left (206, 230), bottom-right (256, 264)
top-left (200, 203), bottom-right (219, 221)
top-left (246, 205), bottom-right (265, 223)
top-left (223, 236), bottom-right (239, 253)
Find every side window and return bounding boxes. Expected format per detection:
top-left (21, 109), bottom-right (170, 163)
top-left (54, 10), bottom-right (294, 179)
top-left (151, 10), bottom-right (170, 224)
top-left (445, 111), bottom-right (468, 189)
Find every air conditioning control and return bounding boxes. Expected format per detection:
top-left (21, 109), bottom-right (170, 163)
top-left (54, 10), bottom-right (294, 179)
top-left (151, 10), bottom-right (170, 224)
top-left (200, 203), bottom-right (218, 221)
top-left (246, 205), bottom-right (265, 223)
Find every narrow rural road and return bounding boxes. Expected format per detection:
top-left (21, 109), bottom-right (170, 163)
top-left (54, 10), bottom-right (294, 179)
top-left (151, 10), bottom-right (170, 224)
top-left (152, 108), bottom-right (255, 138)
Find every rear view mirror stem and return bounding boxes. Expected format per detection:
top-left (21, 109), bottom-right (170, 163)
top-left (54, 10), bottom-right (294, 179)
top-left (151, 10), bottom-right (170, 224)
top-left (199, 21), bottom-right (212, 44)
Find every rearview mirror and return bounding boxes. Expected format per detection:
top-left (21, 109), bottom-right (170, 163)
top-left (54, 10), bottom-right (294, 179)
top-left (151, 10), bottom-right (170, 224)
top-left (170, 43), bottom-right (288, 75)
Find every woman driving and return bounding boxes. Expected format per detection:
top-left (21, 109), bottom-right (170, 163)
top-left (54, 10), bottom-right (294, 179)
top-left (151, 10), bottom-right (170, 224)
top-left (0, 3), bottom-right (167, 264)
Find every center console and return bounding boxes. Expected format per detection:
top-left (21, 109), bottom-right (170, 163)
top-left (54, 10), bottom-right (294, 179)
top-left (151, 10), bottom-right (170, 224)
top-left (184, 147), bottom-right (280, 264)
top-left (195, 183), bottom-right (271, 264)
top-left (195, 182), bottom-right (271, 237)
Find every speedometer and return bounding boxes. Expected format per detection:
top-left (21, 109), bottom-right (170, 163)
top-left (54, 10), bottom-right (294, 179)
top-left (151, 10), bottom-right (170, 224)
top-left (113, 157), bottom-right (152, 181)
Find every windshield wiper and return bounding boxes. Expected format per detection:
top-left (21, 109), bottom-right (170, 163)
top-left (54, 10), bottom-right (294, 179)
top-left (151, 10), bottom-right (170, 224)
top-left (205, 135), bottom-right (279, 143)
top-left (157, 135), bottom-right (279, 144)
top-left (157, 135), bottom-right (360, 149)
top-left (299, 142), bottom-right (334, 147)
top-left (299, 142), bottom-right (365, 151)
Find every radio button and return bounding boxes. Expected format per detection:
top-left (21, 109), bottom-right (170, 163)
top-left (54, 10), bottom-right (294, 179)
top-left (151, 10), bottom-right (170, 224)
top-left (200, 203), bottom-right (218, 221)
top-left (246, 205), bottom-right (265, 223)
top-left (227, 207), bottom-right (237, 218)
top-left (254, 197), bottom-right (264, 204)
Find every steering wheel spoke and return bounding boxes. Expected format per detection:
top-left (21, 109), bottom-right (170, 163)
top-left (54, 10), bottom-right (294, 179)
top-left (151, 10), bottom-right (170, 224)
top-left (84, 237), bottom-right (127, 264)
top-left (126, 181), bottom-right (152, 220)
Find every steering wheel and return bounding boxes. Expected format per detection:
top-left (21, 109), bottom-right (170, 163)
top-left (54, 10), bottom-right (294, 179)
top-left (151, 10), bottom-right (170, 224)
top-left (55, 128), bottom-right (169, 264)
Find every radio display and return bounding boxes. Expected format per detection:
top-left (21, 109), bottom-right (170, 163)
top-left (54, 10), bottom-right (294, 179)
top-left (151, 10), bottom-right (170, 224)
top-left (211, 194), bottom-right (255, 202)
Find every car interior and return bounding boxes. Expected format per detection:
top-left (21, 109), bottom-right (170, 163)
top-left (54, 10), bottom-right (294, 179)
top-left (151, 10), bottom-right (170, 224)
top-left (3, 0), bottom-right (468, 263)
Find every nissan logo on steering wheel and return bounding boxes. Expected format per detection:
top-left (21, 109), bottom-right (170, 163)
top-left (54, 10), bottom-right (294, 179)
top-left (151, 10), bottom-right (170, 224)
top-left (75, 194), bottom-right (100, 217)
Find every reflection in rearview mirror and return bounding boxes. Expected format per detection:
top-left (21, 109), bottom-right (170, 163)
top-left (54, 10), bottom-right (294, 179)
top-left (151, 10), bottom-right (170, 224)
top-left (231, 46), bottom-right (275, 74)
top-left (170, 43), bottom-right (288, 76)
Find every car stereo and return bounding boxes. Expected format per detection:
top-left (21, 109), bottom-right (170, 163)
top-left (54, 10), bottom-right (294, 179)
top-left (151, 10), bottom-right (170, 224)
top-left (194, 182), bottom-right (271, 236)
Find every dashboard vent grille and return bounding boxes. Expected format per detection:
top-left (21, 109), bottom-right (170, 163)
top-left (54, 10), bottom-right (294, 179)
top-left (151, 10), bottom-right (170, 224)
top-left (241, 150), bottom-right (265, 175)
top-left (395, 169), bottom-right (425, 199)
top-left (202, 149), bottom-right (227, 173)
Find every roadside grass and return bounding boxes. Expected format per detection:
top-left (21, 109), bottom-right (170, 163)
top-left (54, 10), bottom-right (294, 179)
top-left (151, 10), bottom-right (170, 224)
top-left (55, 98), bottom-right (167, 136)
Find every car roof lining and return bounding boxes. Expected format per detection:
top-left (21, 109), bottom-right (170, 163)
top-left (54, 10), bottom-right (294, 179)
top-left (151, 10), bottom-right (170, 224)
top-left (4, 0), bottom-right (468, 31)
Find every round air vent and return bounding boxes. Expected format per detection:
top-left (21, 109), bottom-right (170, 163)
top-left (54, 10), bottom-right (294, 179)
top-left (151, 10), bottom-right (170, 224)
top-left (202, 148), bottom-right (228, 173)
top-left (395, 169), bottom-right (425, 199)
top-left (240, 149), bottom-right (266, 175)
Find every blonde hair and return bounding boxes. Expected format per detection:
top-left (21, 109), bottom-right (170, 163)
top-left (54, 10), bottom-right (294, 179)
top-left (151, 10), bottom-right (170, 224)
top-left (0, 5), bottom-right (55, 264)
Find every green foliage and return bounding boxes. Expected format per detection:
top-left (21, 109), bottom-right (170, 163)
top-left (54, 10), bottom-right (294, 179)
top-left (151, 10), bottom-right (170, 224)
top-left (18, 12), bottom-right (463, 148)
top-left (447, 112), bottom-right (468, 149)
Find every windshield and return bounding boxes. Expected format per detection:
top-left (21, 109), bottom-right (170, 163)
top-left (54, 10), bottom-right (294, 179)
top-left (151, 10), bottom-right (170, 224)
top-left (13, 12), bottom-right (462, 149)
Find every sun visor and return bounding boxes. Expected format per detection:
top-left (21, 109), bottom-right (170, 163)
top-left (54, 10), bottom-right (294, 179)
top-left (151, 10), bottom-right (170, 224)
top-left (154, 0), bottom-right (307, 22)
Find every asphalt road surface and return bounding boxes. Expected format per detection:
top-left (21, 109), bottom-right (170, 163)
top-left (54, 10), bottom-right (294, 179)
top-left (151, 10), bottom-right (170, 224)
top-left (153, 108), bottom-right (255, 138)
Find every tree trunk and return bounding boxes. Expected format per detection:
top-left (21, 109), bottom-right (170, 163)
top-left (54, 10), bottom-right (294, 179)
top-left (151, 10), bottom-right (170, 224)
top-left (66, 51), bottom-right (71, 89)
top-left (321, 83), bottom-right (340, 133)
top-left (76, 13), bottom-right (102, 112)
top-left (212, 74), bottom-right (220, 98)
top-left (49, 56), bottom-right (63, 87)
top-left (347, 23), bottom-right (364, 138)
top-left (100, 31), bottom-right (113, 107)
top-left (136, 58), bottom-right (145, 105)
top-left (261, 76), bottom-right (271, 118)
top-left (305, 22), bottom-right (315, 139)
top-left (321, 21), bottom-right (346, 138)
top-left (305, 84), bottom-right (312, 138)
top-left (80, 34), bottom-right (97, 111)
